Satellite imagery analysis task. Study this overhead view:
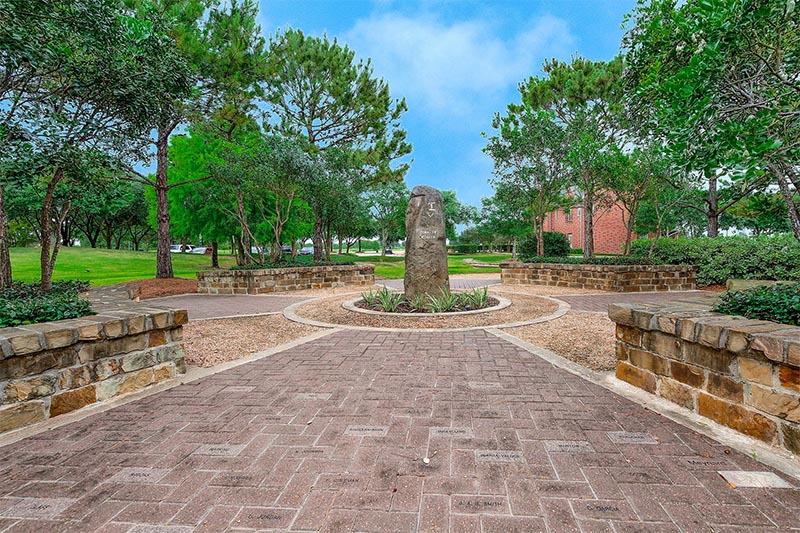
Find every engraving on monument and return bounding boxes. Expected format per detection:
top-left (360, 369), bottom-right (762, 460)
top-left (544, 440), bottom-right (595, 453)
top-left (475, 450), bottom-right (524, 462)
top-left (607, 431), bottom-right (659, 445)
top-left (404, 185), bottom-right (449, 299)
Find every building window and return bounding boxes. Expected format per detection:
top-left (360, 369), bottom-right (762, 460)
top-left (565, 208), bottom-right (572, 222)
top-left (567, 233), bottom-right (573, 247)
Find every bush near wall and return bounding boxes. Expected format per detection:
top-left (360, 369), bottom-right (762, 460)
top-left (714, 283), bottom-right (800, 326)
top-left (630, 235), bottom-right (800, 286)
top-left (0, 281), bottom-right (93, 328)
top-left (518, 255), bottom-right (658, 265)
top-left (519, 232), bottom-right (570, 258)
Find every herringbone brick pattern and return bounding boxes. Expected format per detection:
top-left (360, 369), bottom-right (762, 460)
top-left (0, 330), bottom-right (797, 532)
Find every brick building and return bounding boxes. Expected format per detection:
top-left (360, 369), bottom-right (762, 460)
top-left (543, 201), bottom-right (632, 254)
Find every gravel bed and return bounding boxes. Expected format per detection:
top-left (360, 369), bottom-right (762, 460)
top-left (183, 315), bottom-right (321, 367)
top-left (493, 284), bottom-right (608, 296)
top-left (506, 311), bottom-right (616, 371)
top-left (291, 290), bottom-right (557, 329)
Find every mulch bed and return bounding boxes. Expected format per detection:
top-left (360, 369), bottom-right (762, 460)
top-left (354, 297), bottom-right (500, 313)
top-left (124, 277), bottom-right (198, 299)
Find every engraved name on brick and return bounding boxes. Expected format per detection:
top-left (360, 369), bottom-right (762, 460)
top-left (475, 450), bottom-right (524, 462)
top-left (607, 431), bottom-right (659, 445)
top-left (344, 425), bottom-right (389, 436)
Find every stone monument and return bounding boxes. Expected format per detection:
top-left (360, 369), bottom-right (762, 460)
top-left (404, 185), bottom-right (449, 299)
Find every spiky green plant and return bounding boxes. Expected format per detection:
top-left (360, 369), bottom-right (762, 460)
top-left (375, 287), bottom-right (404, 312)
top-left (408, 292), bottom-right (428, 312)
top-left (427, 289), bottom-right (459, 313)
top-left (361, 289), bottom-right (378, 307)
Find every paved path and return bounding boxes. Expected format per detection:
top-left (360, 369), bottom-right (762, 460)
top-left (554, 291), bottom-right (717, 313)
top-left (379, 279), bottom-right (500, 291)
top-left (1, 329), bottom-right (797, 532)
top-left (147, 295), bottom-right (311, 320)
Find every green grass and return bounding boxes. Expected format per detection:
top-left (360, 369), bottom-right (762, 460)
top-left (8, 247), bottom-right (512, 285)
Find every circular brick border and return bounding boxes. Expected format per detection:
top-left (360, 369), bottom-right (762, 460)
top-left (341, 295), bottom-right (512, 317)
top-left (283, 292), bottom-right (570, 332)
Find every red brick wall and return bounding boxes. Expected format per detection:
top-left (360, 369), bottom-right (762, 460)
top-left (544, 202), bottom-right (633, 254)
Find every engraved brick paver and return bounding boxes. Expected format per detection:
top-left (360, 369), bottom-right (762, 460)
top-left (0, 329), bottom-right (798, 531)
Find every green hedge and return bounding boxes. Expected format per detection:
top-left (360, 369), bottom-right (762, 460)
top-left (519, 255), bottom-right (658, 265)
top-left (630, 235), bottom-right (800, 286)
top-left (714, 283), bottom-right (800, 326)
top-left (231, 261), bottom-right (355, 271)
top-left (0, 280), bottom-right (93, 328)
top-left (519, 232), bottom-right (570, 258)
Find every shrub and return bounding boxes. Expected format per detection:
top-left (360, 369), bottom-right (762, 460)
top-left (518, 232), bottom-right (570, 258)
top-left (231, 261), bottom-right (354, 271)
top-left (569, 248), bottom-right (583, 255)
top-left (427, 290), bottom-right (460, 312)
top-left (630, 235), bottom-right (800, 286)
top-left (375, 287), bottom-right (403, 312)
top-left (714, 283), bottom-right (800, 326)
top-left (0, 280), bottom-right (93, 328)
top-left (518, 255), bottom-right (658, 265)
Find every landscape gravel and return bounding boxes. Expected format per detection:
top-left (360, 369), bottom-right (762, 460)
top-left (506, 311), bottom-right (617, 371)
top-left (183, 315), bottom-right (321, 367)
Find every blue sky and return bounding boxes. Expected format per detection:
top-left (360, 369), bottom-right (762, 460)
top-left (258, 0), bottom-right (635, 209)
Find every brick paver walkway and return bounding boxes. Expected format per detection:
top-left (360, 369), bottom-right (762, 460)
top-left (1, 329), bottom-right (797, 532)
top-left (556, 291), bottom-right (717, 313)
top-left (147, 295), bottom-right (311, 320)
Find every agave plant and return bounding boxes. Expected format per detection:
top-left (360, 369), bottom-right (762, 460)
top-left (375, 287), bottom-right (404, 312)
top-left (361, 289), bottom-right (378, 307)
top-left (408, 292), bottom-right (428, 312)
top-left (427, 289), bottom-right (459, 313)
top-left (468, 287), bottom-right (490, 309)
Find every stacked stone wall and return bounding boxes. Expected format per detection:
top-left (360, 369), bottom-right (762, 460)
top-left (0, 308), bottom-right (186, 434)
top-left (500, 261), bottom-right (696, 292)
top-left (610, 302), bottom-right (800, 454)
top-left (197, 264), bottom-right (375, 295)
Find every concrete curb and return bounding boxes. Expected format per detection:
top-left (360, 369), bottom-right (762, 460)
top-left (490, 328), bottom-right (800, 483)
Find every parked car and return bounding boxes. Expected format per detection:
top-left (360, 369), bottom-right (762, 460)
top-left (281, 245), bottom-right (292, 254)
top-left (169, 244), bottom-right (194, 253)
top-left (298, 246), bottom-right (314, 256)
top-left (384, 246), bottom-right (394, 255)
top-left (191, 247), bottom-right (213, 254)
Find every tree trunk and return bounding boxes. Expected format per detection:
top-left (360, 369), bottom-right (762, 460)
top-left (536, 221), bottom-right (544, 257)
top-left (338, 235), bottom-right (343, 255)
top-left (235, 234), bottom-right (245, 266)
top-left (706, 175), bottom-right (719, 238)
top-left (358, 237), bottom-right (362, 253)
top-left (0, 185), bottom-right (12, 288)
top-left (772, 163), bottom-right (800, 241)
top-left (40, 168), bottom-right (66, 292)
top-left (155, 129), bottom-right (174, 278)
top-left (582, 196), bottom-right (595, 259)
top-left (312, 214), bottom-right (324, 261)
top-left (211, 240), bottom-right (219, 268)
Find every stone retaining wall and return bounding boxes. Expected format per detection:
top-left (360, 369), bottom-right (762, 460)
top-left (500, 260), bottom-right (696, 292)
top-left (0, 307), bottom-right (187, 434)
top-left (197, 263), bottom-right (375, 295)
top-left (609, 302), bottom-right (800, 454)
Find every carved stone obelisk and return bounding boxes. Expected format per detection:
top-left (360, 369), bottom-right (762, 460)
top-left (404, 185), bottom-right (449, 299)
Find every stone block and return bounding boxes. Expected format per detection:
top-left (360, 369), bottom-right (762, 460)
top-left (642, 331), bottom-right (682, 360)
top-left (747, 385), bottom-right (800, 423)
top-left (75, 320), bottom-right (104, 341)
top-left (738, 358), bottom-right (774, 387)
top-left (123, 314), bottom-right (148, 335)
top-left (670, 361), bottom-right (705, 388)
top-left (50, 385), bottom-right (97, 417)
top-left (2, 375), bottom-right (57, 403)
top-left (170, 328), bottom-right (183, 342)
top-left (658, 378), bottom-right (695, 410)
top-left (616, 361), bottom-right (656, 393)
top-left (698, 392), bottom-right (777, 443)
top-left (778, 364), bottom-right (800, 393)
top-left (706, 373), bottom-right (744, 403)
top-left (93, 358), bottom-right (121, 380)
top-left (629, 348), bottom-right (669, 376)
top-left (0, 348), bottom-right (76, 381)
top-left (4, 330), bottom-right (44, 355)
top-left (789, 341), bottom-right (800, 367)
top-left (120, 352), bottom-right (156, 373)
top-left (148, 310), bottom-right (171, 329)
top-left (616, 325), bottom-right (642, 347)
top-left (153, 363), bottom-right (174, 382)
top-left (750, 334), bottom-right (786, 363)
top-left (782, 422), bottom-right (800, 454)
top-left (148, 330), bottom-right (167, 347)
top-left (33, 324), bottom-right (77, 349)
top-left (119, 368), bottom-right (154, 395)
top-left (0, 401), bottom-right (47, 432)
top-left (95, 376), bottom-right (122, 401)
top-left (607, 304), bottom-right (635, 326)
top-left (59, 365), bottom-right (95, 390)
top-left (172, 309), bottom-right (189, 325)
top-left (684, 343), bottom-right (735, 374)
top-left (724, 322), bottom-right (794, 354)
top-left (615, 343), bottom-right (628, 361)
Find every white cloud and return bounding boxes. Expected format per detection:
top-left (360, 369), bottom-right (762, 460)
top-left (343, 13), bottom-right (574, 117)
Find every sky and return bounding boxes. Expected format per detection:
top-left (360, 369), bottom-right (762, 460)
top-left (258, 0), bottom-right (636, 209)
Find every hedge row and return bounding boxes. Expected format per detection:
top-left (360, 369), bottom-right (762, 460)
top-left (519, 232), bottom-right (570, 258)
top-left (519, 255), bottom-right (658, 265)
top-left (0, 281), bottom-right (93, 328)
top-left (629, 235), bottom-right (800, 286)
top-left (714, 283), bottom-right (800, 326)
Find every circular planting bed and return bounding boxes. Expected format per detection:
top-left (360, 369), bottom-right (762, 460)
top-left (285, 289), bottom-right (565, 330)
top-left (343, 294), bottom-right (511, 316)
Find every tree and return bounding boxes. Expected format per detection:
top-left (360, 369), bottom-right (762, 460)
top-left (477, 190), bottom-right (531, 256)
top-left (728, 192), bottom-right (794, 235)
top-left (0, 0), bottom-right (191, 290)
top-left (622, 0), bottom-right (800, 239)
top-left (441, 191), bottom-right (478, 241)
top-left (263, 29), bottom-right (412, 260)
top-left (484, 104), bottom-right (570, 257)
top-left (520, 57), bottom-right (624, 257)
top-left (366, 181), bottom-right (408, 255)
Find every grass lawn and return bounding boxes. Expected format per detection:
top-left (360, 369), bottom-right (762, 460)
top-left (8, 247), bottom-right (511, 285)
